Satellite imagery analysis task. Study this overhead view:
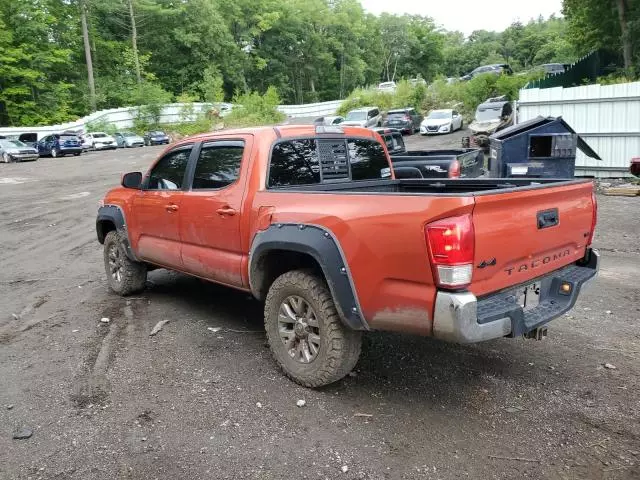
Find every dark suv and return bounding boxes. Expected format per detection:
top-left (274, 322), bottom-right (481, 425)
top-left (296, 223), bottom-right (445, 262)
top-left (37, 134), bottom-right (83, 158)
top-left (382, 108), bottom-right (423, 134)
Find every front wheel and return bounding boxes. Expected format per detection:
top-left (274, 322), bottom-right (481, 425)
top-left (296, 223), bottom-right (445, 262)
top-left (264, 270), bottom-right (362, 388)
top-left (2, 152), bottom-right (11, 163)
top-left (103, 231), bottom-right (147, 296)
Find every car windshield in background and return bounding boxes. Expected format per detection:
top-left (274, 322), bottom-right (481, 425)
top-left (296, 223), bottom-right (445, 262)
top-left (123, 132), bottom-right (136, 137)
top-left (0, 140), bottom-right (26, 148)
top-left (428, 112), bottom-right (451, 119)
top-left (346, 112), bottom-right (366, 121)
top-left (152, 131), bottom-right (165, 136)
top-left (93, 133), bottom-right (107, 138)
top-left (475, 107), bottom-right (502, 122)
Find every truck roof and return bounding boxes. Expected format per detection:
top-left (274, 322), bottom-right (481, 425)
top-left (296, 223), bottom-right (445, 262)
top-left (172, 125), bottom-right (379, 149)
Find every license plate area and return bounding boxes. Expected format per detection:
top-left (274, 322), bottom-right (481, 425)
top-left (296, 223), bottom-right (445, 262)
top-left (516, 282), bottom-right (540, 311)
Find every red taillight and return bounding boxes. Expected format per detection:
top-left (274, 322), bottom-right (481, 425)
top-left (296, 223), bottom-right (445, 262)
top-left (426, 214), bottom-right (474, 288)
top-left (448, 159), bottom-right (460, 178)
top-left (586, 190), bottom-right (597, 246)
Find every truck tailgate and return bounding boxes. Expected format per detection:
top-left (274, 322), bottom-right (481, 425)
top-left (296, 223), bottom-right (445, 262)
top-left (471, 181), bottom-right (595, 297)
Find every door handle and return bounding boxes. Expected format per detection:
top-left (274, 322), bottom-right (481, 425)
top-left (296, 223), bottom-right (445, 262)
top-left (216, 206), bottom-right (237, 216)
top-left (165, 204), bottom-right (179, 213)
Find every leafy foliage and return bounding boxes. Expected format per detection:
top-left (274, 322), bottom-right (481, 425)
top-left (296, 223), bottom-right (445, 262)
top-left (0, 0), bottom-right (633, 127)
top-left (224, 87), bottom-right (286, 127)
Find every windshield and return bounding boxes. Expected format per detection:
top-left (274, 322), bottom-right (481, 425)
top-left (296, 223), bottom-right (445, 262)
top-left (475, 106), bottom-right (502, 122)
top-left (123, 132), bottom-right (136, 137)
top-left (93, 133), bottom-right (107, 138)
top-left (151, 131), bottom-right (165, 136)
top-left (379, 82), bottom-right (395, 88)
top-left (0, 140), bottom-right (26, 148)
top-left (346, 111), bottom-right (367, 121)
top-left (427, 111), bottom-right (451, 120)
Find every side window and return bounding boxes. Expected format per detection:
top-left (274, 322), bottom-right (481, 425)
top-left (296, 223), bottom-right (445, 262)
top-left (192, 143), bottom-right (244, 189)
top-left (147, 148), bottom-right (191, 190)
top-left (348, 139), bottom-right (390, 181)
top-left (269, 140), bottom-right (320, 187)
top-left (452, 110), bottom-right (459, 117)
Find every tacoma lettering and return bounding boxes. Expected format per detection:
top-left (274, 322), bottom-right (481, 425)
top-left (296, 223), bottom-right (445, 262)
top-left (504, 249), bottom-right (571, 276)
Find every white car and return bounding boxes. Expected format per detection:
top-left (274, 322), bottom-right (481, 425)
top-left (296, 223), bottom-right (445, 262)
top-left (420, 109), bottom-right (464, 135)
top-left (82, 132), bottom-right (117, 150)
top-left (377, 81), bottom-right (397, 92)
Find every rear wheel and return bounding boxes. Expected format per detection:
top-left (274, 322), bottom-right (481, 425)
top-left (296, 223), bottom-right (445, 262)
top-left (51, 148), bottom-right (58, 158)
top-left (264, 270), bottom-right (362, 388)
top-left (74, 152), bottom-right (81, 156)
top-left (103, 231), bottom-right (147, 296)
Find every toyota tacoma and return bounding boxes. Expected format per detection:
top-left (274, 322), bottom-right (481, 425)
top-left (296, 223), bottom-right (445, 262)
top-left (96, 125), bottom-right (599, 387)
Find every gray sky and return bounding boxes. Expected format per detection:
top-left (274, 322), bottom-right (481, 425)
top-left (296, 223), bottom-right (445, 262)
top-left (360, 0), bottom-right (563, 35)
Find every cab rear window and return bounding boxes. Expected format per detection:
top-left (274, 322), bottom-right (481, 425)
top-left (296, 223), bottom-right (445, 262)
top-left (268, 137), bottom-right (390, 188)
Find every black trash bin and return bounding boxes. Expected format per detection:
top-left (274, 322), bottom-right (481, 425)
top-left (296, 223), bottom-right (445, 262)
top-left (488, 116), bottom-right (601, 178)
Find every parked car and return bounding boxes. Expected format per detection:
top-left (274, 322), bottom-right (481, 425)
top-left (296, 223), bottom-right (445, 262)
top-left (17, 133), bottom-right (39, 148)
top-left (391, 148), bottom-right (484, 179)
top-left (0, 139), bottom-right (39, 162)
top-left (377, 81), bottom-right (397, 92)
top-left (83, 132), bottom-right (117, 150)
top-left (114, 132), bottom-right (145, 148)
top-left (467, 97), bottom-right (514, 150)
top-left (341, 107), bottom-right (382, 128)
top-left (372, 127), bottom-right (407, 155)
top-left (383, 108), bottom-right (423, 134)
top-left (461, 64), bottom-right (513, 81)
top-left (313, 116), bottom-right (344, 126)
top-left (144, 131), bottom-right (171, 146)
top-left (37, 134), bottom-right (83, 157)
top-left (420, 109), bottom-right (464, 135)
top-left (96, 124), bottom-right (598, 387)
top-left (631, 157), bottom-right (640, 177)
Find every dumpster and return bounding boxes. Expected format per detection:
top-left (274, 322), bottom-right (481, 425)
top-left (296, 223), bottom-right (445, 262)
top-left (488, 116), bottom-right (601, 178)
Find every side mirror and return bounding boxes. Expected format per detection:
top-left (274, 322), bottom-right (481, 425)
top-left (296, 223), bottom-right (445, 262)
top-left (121, 171), bottom-right (142, 189)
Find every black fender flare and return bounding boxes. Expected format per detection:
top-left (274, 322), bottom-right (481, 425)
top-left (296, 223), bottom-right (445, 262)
top-left (96, 205), bottom-right (138, 261)
top-left (249, 223), bottom-right (368, 331)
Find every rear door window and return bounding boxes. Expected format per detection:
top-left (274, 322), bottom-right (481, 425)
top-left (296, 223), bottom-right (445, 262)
top-left (192, 142), bottom-right (244, 189)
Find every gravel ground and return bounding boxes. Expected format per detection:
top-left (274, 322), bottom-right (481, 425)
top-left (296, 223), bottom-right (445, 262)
top-left (1, 138), bottom-right (639, 480)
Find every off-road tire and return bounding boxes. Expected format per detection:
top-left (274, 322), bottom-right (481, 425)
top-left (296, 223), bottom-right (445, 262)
top-left (264, 270), bottom-right (362, 388)
top-left (103, 230), bottom-right (147, 296)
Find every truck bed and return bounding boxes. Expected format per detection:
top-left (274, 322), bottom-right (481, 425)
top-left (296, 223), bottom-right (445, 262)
top-left (267, 177), bottom-right (591, 196)
top-left (391, 149), bottom-right (484, 179)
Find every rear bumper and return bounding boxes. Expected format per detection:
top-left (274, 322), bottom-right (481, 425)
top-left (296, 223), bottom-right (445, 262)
top-left (432, 249), bottom-right (600, 343)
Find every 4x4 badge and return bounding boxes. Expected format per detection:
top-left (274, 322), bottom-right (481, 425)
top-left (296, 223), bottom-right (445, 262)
top-left (477, 258), bottom-right (497, 269)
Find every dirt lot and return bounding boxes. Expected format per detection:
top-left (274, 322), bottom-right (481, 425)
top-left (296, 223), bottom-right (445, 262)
top-left (1, 136), bottom-right (639, 480)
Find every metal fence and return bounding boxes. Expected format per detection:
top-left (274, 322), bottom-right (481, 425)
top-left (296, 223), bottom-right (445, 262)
top-left (525, 50), bottom-right (619, 90)
top-left (518, 81), bottom-right (640, 177)
top-left (0, 100), bottom-right (342, 139)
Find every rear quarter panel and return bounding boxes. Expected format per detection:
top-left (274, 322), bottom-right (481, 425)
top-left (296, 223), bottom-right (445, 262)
top-left (251, 189), bottom-right (475, 335)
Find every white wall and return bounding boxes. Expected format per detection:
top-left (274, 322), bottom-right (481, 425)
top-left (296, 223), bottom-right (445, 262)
top-left (518, 82), bottom-right (640, 177)
top-left (0, 100), bottom-right (342, 140)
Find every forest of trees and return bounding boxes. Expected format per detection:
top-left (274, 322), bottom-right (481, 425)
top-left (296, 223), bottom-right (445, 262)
top-left (0, 0), bottom-right (637, 127)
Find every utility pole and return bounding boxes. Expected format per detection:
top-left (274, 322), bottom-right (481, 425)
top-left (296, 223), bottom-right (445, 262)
top-left (80, 0), bottom-right (96, 111)
top-left (127, 0), bottom-right (142, 84)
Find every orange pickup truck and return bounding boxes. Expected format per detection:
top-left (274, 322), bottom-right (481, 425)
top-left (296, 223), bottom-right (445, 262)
top-left (96, 125), bottom-right (599, 387)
